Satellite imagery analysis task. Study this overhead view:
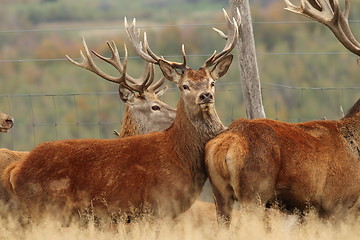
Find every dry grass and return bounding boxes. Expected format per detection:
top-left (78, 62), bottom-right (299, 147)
top-left (2, 202), bottom-right (360, 240)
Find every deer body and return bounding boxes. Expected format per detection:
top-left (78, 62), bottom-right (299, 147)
top-left (206, 99), bottom-right (360, 222)
top-left (0, 42), bottom-right (177, 206)
top-left (205, 0), bottom-right (360, 224)
top-left (0, 100), bottom-right (175, 206)
top-left (3, 66), bottom-right (228, 219)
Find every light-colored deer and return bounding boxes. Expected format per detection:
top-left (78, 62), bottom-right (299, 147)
top-left (2, 9), bottom-right (240, 221)
top-left (0, 113), bottom-right (13, 133)
top-left (205, 0), bottom-right (360, 225)
top-left (0, 113), bottom-right (22, 204)
top-left (66, 40), bottom-right (176, 137)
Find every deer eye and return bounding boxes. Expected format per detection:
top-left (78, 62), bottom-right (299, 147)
top-left (211, 81), bottom-right (215, 87)
top-left (182, 85), bottom-right (190, 91)
top-left (151, 105), bottom-right (161, 111)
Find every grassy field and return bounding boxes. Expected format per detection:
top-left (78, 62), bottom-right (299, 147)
top-left (2, 202), bottom-right (360, 240)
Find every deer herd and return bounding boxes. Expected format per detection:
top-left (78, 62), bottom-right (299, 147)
top-left (1, 0), bottom-right (360, 227)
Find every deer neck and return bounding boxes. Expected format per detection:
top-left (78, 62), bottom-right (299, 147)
top-left (340, 117), bottom-right (360, 147)
top-left (119, 105), bottom-right (140, 138)
top-left (340, 98), bottom-right (360, 144)
top-left (167, 100), bottom-right (226, 186)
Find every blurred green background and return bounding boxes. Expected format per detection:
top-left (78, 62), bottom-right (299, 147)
top-left (1, 0), bottom-right (360, 150)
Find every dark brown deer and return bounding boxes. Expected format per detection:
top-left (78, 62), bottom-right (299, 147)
top-left (0, 113), bottom-right (13, 133)
top-left (2, 9), bottom-right (240, 221)
top-left (205, 0), bottom-right (360, 225)
top-left (66, 39), bottom-right (176, 137)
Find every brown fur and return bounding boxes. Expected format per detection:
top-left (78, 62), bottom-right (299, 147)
top-left (0, 150), bottom-right (27, 203)
top-left (0, 79), bottom-right (175, 206)
top-left (118, 105), bottom-right (138, 137)
top-left (2, 56), bottom-right (232, 221)
top-left (205, 98), bottom-right (360, 223)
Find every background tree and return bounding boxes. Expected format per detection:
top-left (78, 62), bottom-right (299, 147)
top-left (229, 0), bottom-right (266, 119)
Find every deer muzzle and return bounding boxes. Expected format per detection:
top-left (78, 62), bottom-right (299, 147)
top-left (0, 117), bottom-right (14, 132)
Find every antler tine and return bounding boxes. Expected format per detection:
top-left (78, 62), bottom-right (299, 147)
top-left (116, 45), bottom-right (158, 96)
top-left (284, 0), bottom-right (360, 56)
top-left (125, 17), bottom-right (188, 70)
top-left (67, 38), bottom-right (159, 95)
top-left (335, 0), bottom-right (360, 52)
top-left (149, 76), bottom-right (166, 94)
top-left (92, 40), bottom-right (146, 84)
top-left (66, 38), bottom-right (123, 84)
top-left (125, 17), bottom-right (158, 64)
top-left (138, 62), bottom-right (156, 93)
top-left (203, 8), bottom-right (241, 68)
top-left (115, 44), bottom-right (146, 94)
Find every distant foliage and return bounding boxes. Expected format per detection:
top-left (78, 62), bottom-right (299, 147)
top-left (1, 0), bottom-right (360, 148)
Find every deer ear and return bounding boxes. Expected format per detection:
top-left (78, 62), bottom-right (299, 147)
top-left (159, 60), bottom-right (181, 84)
top-left (211, 54), bottom-right (233, 80)
top-left (118, 85), bottom-right (136, 104)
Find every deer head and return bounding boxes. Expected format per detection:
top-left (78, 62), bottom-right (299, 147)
top-left (0, 113), bottom-right (14, 133)
top-left (125, 8), bottom-right (240, 124)
top-left (66, 39), bottom-right (176, 136)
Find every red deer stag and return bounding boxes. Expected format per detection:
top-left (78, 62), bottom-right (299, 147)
top-left (0, 112), bottom-right (13, 133)
top-left (205, 0), bottom-right (360, 225)
top-left (2, 9), bottom-right (239, 221)
top-left (67, 41), bottom-right (219, 221)
top-left (66, 39), bottom-right (176, 137)
top-left (0, 41), bottom-right (177, 205)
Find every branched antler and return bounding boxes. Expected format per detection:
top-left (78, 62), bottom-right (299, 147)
top-left (125, 18), bottom-right (188, 70)
top-left (125, 8), bottom-right (241, 70)
top-left (284, 0), bottom-right (360, 56)
top-left (203, 8), bottom-right (241, 67)
top-left (66, 38), bottom-right (166, 96)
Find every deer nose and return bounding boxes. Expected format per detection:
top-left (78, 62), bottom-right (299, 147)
top-left (5, 117), bottom-right (14, 127)
top-left (199, 92), bottom-right (213, 103)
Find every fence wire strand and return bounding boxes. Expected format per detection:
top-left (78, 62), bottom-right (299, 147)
top-left (1, 9), bottom-right (360, 150)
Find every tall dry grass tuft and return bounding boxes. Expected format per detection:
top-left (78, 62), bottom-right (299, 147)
top-left (2, 203), bottom-right (360, 240)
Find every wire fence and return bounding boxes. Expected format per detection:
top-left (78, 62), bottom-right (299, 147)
top-left (1, 6), bottom-right (360, 150)
top-left (1, 83), bottom-right (359, 151)
top-left (0, 19), bottom-right (359, 63)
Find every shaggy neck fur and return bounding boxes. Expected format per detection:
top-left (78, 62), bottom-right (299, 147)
top-left (119, 106), bottom-right (139, 137)
top-left (340, 98), bottom-right (360, 156)
top-left (167, 100), bottom-right (225, 193)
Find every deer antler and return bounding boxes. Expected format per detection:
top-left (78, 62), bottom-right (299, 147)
top-left (125, 18), bottom-right (188, 70)
top-left (284, 0), bottom-right (360, 56)
top-left (203, 8), bottom-right (241, 68)
top-left (125, 9), bottom-right (240, 70)
top-left (66, 38), bottom-right (166, 96)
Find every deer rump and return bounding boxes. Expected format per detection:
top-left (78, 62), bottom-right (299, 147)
top-left (206, 114), bottom-right (360, 219)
